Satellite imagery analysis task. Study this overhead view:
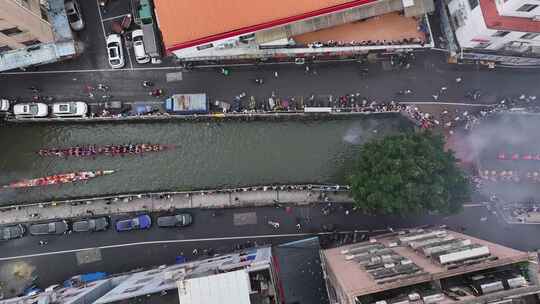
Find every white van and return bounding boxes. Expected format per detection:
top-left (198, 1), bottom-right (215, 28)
top-left (132, 29), bottom-right (150, 64)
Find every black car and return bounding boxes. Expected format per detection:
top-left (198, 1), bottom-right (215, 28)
top-left (29, 220), bottom-right (68, 236)
top-left (72, 217), bottom-right (109, 232)
top-left (1, 224), bottom-right (26, 241)
top-left (157, 213), bottom-right (193, 228)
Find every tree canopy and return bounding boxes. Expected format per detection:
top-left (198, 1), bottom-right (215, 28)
top-left (348, 131), bottom-right (470, 215)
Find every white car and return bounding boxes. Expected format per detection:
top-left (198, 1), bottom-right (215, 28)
top-left (52, 102), bottom-right (88, 117)
top-left (0, 99), bottom-right (10, 112)
top-left (65, 0), bottom-right (84, 31)
top-left (13, 103), bottom-right (48, 118)
top-left (106, 34), bottom-right (125, 69)
top-left (132, 29), bottom-right (150, 64)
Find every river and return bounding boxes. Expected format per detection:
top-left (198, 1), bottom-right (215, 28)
top-left (0, 114), bottom-right (412, 205)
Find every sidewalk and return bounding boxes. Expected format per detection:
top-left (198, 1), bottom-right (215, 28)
top-left (0, 185), bottom-right (353, 225)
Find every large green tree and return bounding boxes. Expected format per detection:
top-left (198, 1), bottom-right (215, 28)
top-left (348, 131), bottom-right (470, 215)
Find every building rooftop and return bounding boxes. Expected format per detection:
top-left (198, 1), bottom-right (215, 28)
top-left (154, 0), bottom-right (377, 52)
top-left (323, 229), bottom-right (530, 298)
top-left (177, 270), bottom-right (251, 304)
top-left (480, 0), bottom-right (540, 33)
top-left (293, 13), bottom-right (426, 45)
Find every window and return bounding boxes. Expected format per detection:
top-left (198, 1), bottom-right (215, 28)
top-left (196, 43), bottom-right (213, 51)
top-left (22, 39), bottom-right (41, 46)
top-left (468, 0), bottom-right (479, 9)
top-left (452, 14), bottom-right (465, 28)
top-left (0, 45), bottom-right (12, 52)
top-left (492, 31), bottom-right (510, 37)
top-left (0, 27), bottom-right (23, 36)
top-left (521, 33), bottom-right (540, 39)
top-left (123, 286), bottom-right (143, 293)
top-left (517, 4), bottom-right (538, 12)
top-left (475, 41), bottom-right (492, 49)
top-left (135, 277), bottom-right (153, 284)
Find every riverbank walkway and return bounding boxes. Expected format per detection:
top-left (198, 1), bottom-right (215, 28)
top-left (0, 186), bottom-right (353, 225)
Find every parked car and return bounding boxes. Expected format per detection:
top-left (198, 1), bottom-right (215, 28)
top-left (72, 217), bottom-right (109, 232)
top-left (115, 214), bottom-right (151, 232)
top-left (1, 224), bottom-right (26, 241)
top-left (29, 220), bottom-right (68, 235)
top-left (106, 34), bottom-right (125, 69)
top-left (157, 213), bottom-right (192, 228)
top-left (131, 29), bottom-right (150, 64)
top-left (52, 102), bottom-right (88, 117)
top-left (0, 99), bottom-right (10, 112)
top-left (13, 103), bottom-right (48, 118)
top-left (65, 0), bottom-right (84, 31)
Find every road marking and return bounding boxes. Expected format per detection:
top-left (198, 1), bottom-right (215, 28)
top-left (95, 0), bottom-right (108, 54)
top-left (399, 102), bottom-right (495, 107)
top-left (126, 44), bottom-right (134, 70)
top-left (0, 66), bottom-right (184, 75)
top-left (101, 13), bottom-right (131, 22)
top-left (0, 231), bottom-right (371, 261)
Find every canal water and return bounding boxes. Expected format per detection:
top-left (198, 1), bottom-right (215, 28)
top-left (0, 114), bottom-right (412, 205)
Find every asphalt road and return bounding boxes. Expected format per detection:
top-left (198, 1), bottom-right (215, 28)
top-left (1, 52), bottom-right (540, 110)
top-left (3, 202), bottom-right (540, 298)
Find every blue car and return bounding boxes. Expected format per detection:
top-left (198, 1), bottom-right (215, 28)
top-left (115, 214), bottom-right (151, 232)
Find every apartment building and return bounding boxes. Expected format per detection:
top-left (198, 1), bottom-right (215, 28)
top-left (0, 0), bottom-right (76, 71)
top-left (444, 0), bottom-right (540, 65)
top-left (321, 228), bottom-right (539, 304)
top-left (153, 0), bottom-right (435, 63)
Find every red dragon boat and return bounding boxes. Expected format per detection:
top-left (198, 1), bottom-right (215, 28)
top-left (38, 144), bottom-right (173, 158)
top-left (2, 170), bottom-right (115, 189)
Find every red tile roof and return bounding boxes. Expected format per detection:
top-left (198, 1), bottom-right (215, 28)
top-left (154, 0), bottom-right (378, 53)
top-left (480, 0), bottom-right (540, 33)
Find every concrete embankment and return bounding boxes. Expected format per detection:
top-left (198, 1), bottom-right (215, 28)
top-left (0, 185), bottom-right (353, 225)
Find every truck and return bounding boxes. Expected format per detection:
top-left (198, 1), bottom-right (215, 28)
top-left (165, 94), bottom-right (208, 114)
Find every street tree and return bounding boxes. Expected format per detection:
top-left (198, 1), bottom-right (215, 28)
top-left (348, 131), bottom-right (470, 215)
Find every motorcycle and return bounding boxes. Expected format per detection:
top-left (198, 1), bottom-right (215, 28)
top-left (141, 81), bottom-right (154, 88)
top-left (268, 221), bottom-right (280, 229)
top-left (149, 89), bottom-right (164, 97)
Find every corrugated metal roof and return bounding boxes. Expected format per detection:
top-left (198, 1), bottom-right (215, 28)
top-left (177, 270), bottom-right (251, 304)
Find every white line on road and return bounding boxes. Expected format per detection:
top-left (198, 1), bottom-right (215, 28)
top-left (0, 66), bottom-right (184, 75)
top-left (399, 102), bottom-right (495, 107)
top-left (95, 0), bottom-right (108, 55)
top-left (126, 43), bottom-right (134, 70)
top-left (0, 230), bottom-right (373, 261)
top-left (101, 13), bottom-right (131, 22)
top-left (2, 232), bottom-right (359, 261)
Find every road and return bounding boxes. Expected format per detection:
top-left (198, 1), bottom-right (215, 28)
top-left (2, 202), bottom-right (540, 299)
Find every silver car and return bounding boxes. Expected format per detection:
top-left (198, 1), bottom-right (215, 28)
top-left (65, 0), bottom-right (84, 31)
top-left (157, 213), bottom-right (192, 228)
top-left (29, 221), bottom-right (68, 235)
top-left (72, 217), bottom-right (109, 232)
top-left (1, 224), bottom-right (26, 241)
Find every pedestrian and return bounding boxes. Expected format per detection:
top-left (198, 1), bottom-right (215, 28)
top-left (274, 71), bottom-right (279, 78)
top-left (192, 248), bottom-right (198, 255)
top-left (296, 223), bottom-right (301, 230)
top-left (455, 77), bottom-right (462, 83)
top-left (432, 94), bottom-right (439, 101)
